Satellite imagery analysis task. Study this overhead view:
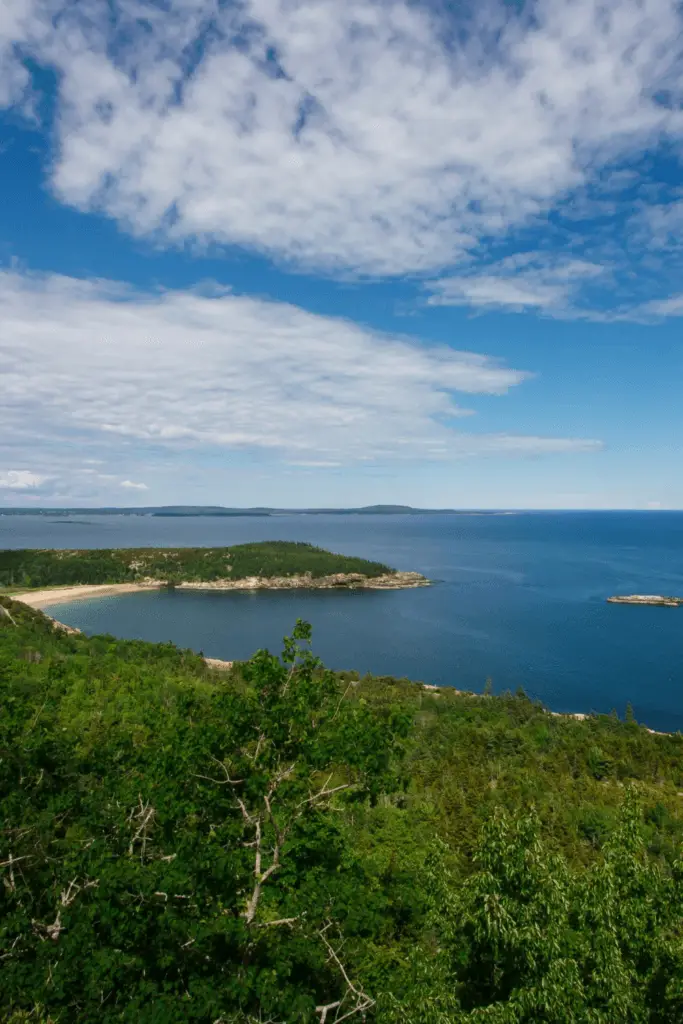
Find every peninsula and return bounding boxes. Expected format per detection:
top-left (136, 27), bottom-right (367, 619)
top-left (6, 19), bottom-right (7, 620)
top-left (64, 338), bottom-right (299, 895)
top-left (0, 541), bottom-right (430, 602)
top-left (607, 594), bottom-right (683, 606)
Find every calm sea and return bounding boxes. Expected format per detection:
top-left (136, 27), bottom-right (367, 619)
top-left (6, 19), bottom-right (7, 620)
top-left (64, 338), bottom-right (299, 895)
top-left (3, 512), bottom-right (683, 732)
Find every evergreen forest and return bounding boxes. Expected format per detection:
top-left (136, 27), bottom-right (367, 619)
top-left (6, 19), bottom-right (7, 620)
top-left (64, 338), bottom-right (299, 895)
top-left (0, 543), bottom-right (392, 589)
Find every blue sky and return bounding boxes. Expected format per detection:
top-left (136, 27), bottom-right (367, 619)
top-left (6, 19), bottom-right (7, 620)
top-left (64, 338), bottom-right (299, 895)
top-left (2, 0), bottom-right (683, 509)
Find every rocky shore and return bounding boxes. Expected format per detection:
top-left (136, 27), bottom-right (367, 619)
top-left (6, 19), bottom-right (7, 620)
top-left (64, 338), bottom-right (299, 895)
top-left (174, 570), bottom-right (430, 591)
top-left (607, 594), bottom-right (683, 606)
top-left (10, 570), bottom-right (430, 612)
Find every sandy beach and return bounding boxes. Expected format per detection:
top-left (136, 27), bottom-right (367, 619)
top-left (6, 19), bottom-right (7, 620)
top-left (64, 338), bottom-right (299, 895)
top-left (12, 583), bottom-right (158, 609)
top-left (9, 587), bottom-right (236, 670)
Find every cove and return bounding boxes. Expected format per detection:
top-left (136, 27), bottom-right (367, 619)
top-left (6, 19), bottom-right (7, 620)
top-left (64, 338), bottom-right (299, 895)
top-left (25, 510), bottom-right (683, 734)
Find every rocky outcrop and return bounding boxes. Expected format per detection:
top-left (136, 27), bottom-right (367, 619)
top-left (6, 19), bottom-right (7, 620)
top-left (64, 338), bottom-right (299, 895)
top-left (174, 570), bottom-right (430, 591)
top-left (607, 595), bottom-right (683, 606)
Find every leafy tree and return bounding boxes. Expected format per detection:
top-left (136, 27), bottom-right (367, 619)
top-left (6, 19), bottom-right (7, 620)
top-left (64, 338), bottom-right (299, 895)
top-left (0, 614), bottom-right (408, 1022)
top-left (2, 596), bottom-right (683, 1022)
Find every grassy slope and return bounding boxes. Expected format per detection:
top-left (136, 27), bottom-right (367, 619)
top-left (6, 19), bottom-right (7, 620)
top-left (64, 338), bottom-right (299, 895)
top-left (0, 541), bottom-right (393, 588)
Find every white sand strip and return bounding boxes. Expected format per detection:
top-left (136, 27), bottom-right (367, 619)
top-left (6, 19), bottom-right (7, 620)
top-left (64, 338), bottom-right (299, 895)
top-left (11, 583), bottom-right (158, 609)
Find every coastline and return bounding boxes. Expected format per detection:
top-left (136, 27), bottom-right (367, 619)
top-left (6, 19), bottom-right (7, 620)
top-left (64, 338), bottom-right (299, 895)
top-left (420, 684), bottom-right (670, 736)
top-left (10, 570), bottom-right (430, 611)
top-left (6, 583), bottom-right (675, 738)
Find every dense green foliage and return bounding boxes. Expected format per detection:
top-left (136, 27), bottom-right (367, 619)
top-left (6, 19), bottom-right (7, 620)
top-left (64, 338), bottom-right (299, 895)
top-left (0, 542), bottom-right (392, 588)
top-left (1, 596), bottom-right (683, 1022)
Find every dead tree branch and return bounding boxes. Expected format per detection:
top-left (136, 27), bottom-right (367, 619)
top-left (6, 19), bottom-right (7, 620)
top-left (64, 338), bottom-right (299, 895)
top-left (128, 795), bottom-right (156, 861)
top-left (315, 924), bottom-right (375, 1023)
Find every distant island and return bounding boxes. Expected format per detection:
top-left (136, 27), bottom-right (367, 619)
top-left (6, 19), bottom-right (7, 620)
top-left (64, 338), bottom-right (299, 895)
top-left (0, 541), bottom-right (430, 595)
top-left (0, 504), bottom-right (514, 517)
top-left (607, 594), bottom-right (683, 606)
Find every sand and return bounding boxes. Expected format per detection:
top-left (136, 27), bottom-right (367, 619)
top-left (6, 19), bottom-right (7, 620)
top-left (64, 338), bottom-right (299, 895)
top-left (12, 583), bottom-right (158, 609)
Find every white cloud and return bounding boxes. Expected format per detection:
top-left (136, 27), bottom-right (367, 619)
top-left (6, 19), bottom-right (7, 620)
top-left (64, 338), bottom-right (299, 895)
top-left (2, 0), bottom-right (683, 277)
top-left (120, 479), bottom-right (148, 490)
top-left (0, 269), bottom-right (601, 478)
top-left (0, 0), bottom-right (37, 109)
top-left (426, 256), bottom-right (604, 313)
top-left (632, 293), bottom-right (683, 317)
top-left (0, 469), bottom-right (47, 490)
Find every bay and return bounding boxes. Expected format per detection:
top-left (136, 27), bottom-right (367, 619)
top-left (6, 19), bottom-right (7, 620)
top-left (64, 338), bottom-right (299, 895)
top-left (2, 511), bottom-right (683, 732)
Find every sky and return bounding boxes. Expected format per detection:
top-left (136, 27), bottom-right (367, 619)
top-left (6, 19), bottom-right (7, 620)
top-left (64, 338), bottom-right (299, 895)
top-left (1, 0), bottom-right (683, 509)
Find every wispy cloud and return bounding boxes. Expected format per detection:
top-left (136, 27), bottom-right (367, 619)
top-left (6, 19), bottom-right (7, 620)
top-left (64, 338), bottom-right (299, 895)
top-left (635, 293), bottom-right (683, 317)
top-left (1, 0), bottom-right (683, 291)
top-left (120, 479), bottom-right (148, 491)
top-left (426, 256), bottom-right (604, 314)
top-left (0, 269), bottom-right (601, 495)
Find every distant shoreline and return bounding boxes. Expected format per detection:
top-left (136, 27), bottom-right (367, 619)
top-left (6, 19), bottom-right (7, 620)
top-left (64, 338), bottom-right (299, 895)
top-left (0, 505), bottom-right (520, 517)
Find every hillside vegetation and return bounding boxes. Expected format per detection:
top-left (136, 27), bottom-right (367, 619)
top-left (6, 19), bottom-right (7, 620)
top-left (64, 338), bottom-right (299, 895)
top-left (0, 542), bottom-right (392, 589)
top-left (1, 596), bottom-right (683, 1022)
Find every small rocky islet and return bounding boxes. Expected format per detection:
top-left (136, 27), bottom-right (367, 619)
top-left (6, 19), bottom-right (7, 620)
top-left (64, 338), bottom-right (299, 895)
top-left (607, 594), bottom-right (683, 606)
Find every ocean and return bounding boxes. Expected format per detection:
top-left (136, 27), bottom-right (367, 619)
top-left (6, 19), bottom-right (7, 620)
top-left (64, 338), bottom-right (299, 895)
top-left (3, 511), bottom-right (683, 732)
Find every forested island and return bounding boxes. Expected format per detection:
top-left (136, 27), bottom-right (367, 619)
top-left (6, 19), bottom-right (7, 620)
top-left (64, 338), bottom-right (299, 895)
top-left (1, 595), bottom-right (683, 1022)
top-left (0, 542), bottom-right (428, 592)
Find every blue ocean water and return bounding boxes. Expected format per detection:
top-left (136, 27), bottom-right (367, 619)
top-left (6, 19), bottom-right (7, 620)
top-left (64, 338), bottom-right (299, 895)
top-left (2, 511), bottom-right (683, 732)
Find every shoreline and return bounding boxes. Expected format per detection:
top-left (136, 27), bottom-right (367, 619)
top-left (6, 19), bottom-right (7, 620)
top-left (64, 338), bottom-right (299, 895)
top-left (420, 684), bottom-right (671, 737)
top-left (12, 583), bottom-right (159, 609)
top-left (9, 571), bottom-right (430, 611)
top-left (6, 587), bottom-right (677, 739)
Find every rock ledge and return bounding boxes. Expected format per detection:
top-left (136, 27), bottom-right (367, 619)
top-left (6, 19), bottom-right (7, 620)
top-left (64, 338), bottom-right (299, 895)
top-left (175, 570), bottom-right (430, 591)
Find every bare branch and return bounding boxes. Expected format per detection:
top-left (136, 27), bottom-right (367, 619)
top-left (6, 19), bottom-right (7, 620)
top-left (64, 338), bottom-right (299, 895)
top-left (242, 816), bottom-right (285, 924)
top-left (281, 662), bottom-right (297, 697)
top-left (236, 797), bottom-right (255, 825)
top-left (1, 852), bottom-right (32, 892)
top-left (60, 877), bottom-right (98, 906)
top-left (128, 795), bottom-right (156, 861)
top-left (316, 1001), bottom-right (342, 1023)
top-left (192, 755), bottom-right (244, 786)
top-left (0, 604), bottom-right (17, 627)
top-left (299, 782), bottom-right (356, 810)
top-left (0, 935), bottom-right (21, 961)
top-left (255, 916), bottom-right (300, 928)
top-left (330, 682), bottom-right (353, 723)
top-left (245, 732), bottom-right (266, 763)
top-left (316, 924), bottom-right (376, 1023)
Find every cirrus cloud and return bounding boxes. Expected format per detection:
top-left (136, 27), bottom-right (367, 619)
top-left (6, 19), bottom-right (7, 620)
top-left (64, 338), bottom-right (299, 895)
top-left (0, 269), bottom-right (601, 487)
